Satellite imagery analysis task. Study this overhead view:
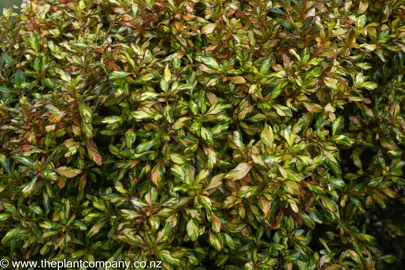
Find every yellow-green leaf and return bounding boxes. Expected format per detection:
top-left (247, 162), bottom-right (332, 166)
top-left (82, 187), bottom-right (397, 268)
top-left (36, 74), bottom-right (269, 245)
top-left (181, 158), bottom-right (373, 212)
top-left (225, 163), bottom-right (252, 181)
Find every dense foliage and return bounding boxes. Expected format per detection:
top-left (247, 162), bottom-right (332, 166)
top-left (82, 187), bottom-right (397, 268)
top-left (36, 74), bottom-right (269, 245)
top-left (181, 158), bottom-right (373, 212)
top-left (1, 0), bottom-right (405, 269)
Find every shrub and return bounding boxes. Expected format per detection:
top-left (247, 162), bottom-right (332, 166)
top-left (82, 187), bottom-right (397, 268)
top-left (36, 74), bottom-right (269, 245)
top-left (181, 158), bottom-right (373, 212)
top-left (1, 0), bottom-right (405, 269)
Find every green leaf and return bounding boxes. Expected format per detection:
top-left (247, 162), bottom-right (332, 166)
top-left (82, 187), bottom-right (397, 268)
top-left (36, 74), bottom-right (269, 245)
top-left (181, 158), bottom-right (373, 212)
top-left (40, 221), bottom-right (58, 230)
top-left (71, 249), bottom-right (87, 259)
top-left (171, 164), bottom-right (185, 180)
top-left (2, 229), bottom-right (19, 245)
top-left (379, 255), bottom-right (397, 264)
top-left (356, 62), bottom-right (372, 70)
top-left (359, 44), bottom-right (377, 52)
top-left (206, 103), bottom-right (231, 115)
top-left (0, 214), bottom-right (11, 222)
top-left (355, 14), bottom-right (367, 28)
top-left (163, 64), bottom-right (172, 82)
top-left (324, 77), bottom-right (338, 89)
top-left (136, 138), bottom-right (160, 153)
top-left (223, 233), bottom-right (235, 250)
top-left (273, 104), bottom-right (292, 117)
top-left (187, 219), bottom-right (199, 241)
top-left (237, 186), bottom-right (259, 198)
top-left (13, 156), bottom-right (34, 167)
top-left (28, 34), bottom-right (40, 52)
top-left (140, 92), bottom-right (160, 101)
top-left (102, 116), bottom-right (122, 125)
top-left (323, 151), bottom-right (342, 177)
top-left (332, 116), bottom-right (344, 136)
top-left (0, 154), bottom-right (10, 174)
top-left (201, 127), bottom-right (213, 146)
top-left (22, 176), bottom-right (38, 197)
top-left (78, 120), bottom-right (92, 139)
top-left (195, 169), bottom-right (210, 183)
top-left (334, 135), bottom-right (356, 147)
top-left (170, 152), bottom-right (186, 165)
top-left (320, 196), bottom-right (338, 213)
top-left (348, 250), bottom-right (362, 264)
top-left (159, 250), bottom-right (181, 266)
top-left (359, 81), bottom-right (378, 90)
top-left (14, 69), bottom-right (26, 86)
top-left (131, 110), bottom-right (155, 120)
top-left (172, 117), bottom-right (190, 130)
top-left (200, 56), bottom-right (220, 70)
top-left (73, 220), bottom-right (87, 230)
top-left (269, 8), bottom-right (285, 18)
top-left (109, 71), bottom-right (130, 80)
top-left (135, 73), bottom-right (154, 83)
top-left (125, 129), bottom-right (136, 149)
top-left (58, 70), bottom-right (71, 82)
top-left (197, 195), bottom-right (212, 211)
top-left (261, 124), bottom-right (274, 148)
top-left (232, 131), bottom-right (245, 149)
top-left (79, 104), bottom-right (93, 123)
top-left (201, 23), bottom-right (216, 34)
top-left (209, 231), bottom-right (222, 251)
top-left (260, 55), bottom-right (273, 73)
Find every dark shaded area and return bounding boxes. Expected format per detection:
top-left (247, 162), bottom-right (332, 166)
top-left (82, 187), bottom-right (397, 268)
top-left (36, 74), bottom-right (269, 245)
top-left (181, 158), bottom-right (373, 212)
top-left (339, 148), bottom-right (357, 173)
top-left (367, 199), bottom-right (405, 269)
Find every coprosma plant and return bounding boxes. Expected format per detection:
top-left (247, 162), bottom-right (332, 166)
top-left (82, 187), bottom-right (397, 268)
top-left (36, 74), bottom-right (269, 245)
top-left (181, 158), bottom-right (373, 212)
top-left (0, 0), bottom-right (405, 269)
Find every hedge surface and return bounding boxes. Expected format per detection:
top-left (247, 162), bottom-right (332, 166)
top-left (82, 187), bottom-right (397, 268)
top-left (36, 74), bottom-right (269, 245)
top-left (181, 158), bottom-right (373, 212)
top-left (1, 0), bottom-right (405, 269)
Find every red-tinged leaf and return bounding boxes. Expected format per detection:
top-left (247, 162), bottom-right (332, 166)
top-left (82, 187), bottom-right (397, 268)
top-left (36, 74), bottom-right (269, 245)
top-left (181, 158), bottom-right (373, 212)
top-left (21, 145), bottom-right (35, 152)
top-left (241, 227), bottom-right (250, 238)
top-left (151, 161), bottom-right (165, 187)
top-left (55, 166), bottom-right (82, 178)
top-left (205, 173), bottom-right (225, 191)
top-left (228, 76), bottom-right (246, 84)
top-left (58, 176), bottom-right (67, 189)
top-left (259, 197), bottom-right (270, 217)
top-left (87, 222), bottom-right (105, 238)
top-left (303, 102), bottom-right (323, 113)
top-left (78, 173), bottom-right (87, 191)
top-left (348, 250), bottom-right (362, 264)
top-left (211, 212), bottom-right (222, 233)
top-left (86, 139), bottom-right (102, 166)
top-left (225, 163), bottom-right (252, 181)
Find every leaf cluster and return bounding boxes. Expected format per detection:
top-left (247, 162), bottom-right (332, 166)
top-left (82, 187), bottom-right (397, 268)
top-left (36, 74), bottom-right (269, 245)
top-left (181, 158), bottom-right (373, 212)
top-left (0, 0), bottom-right (405, 269)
